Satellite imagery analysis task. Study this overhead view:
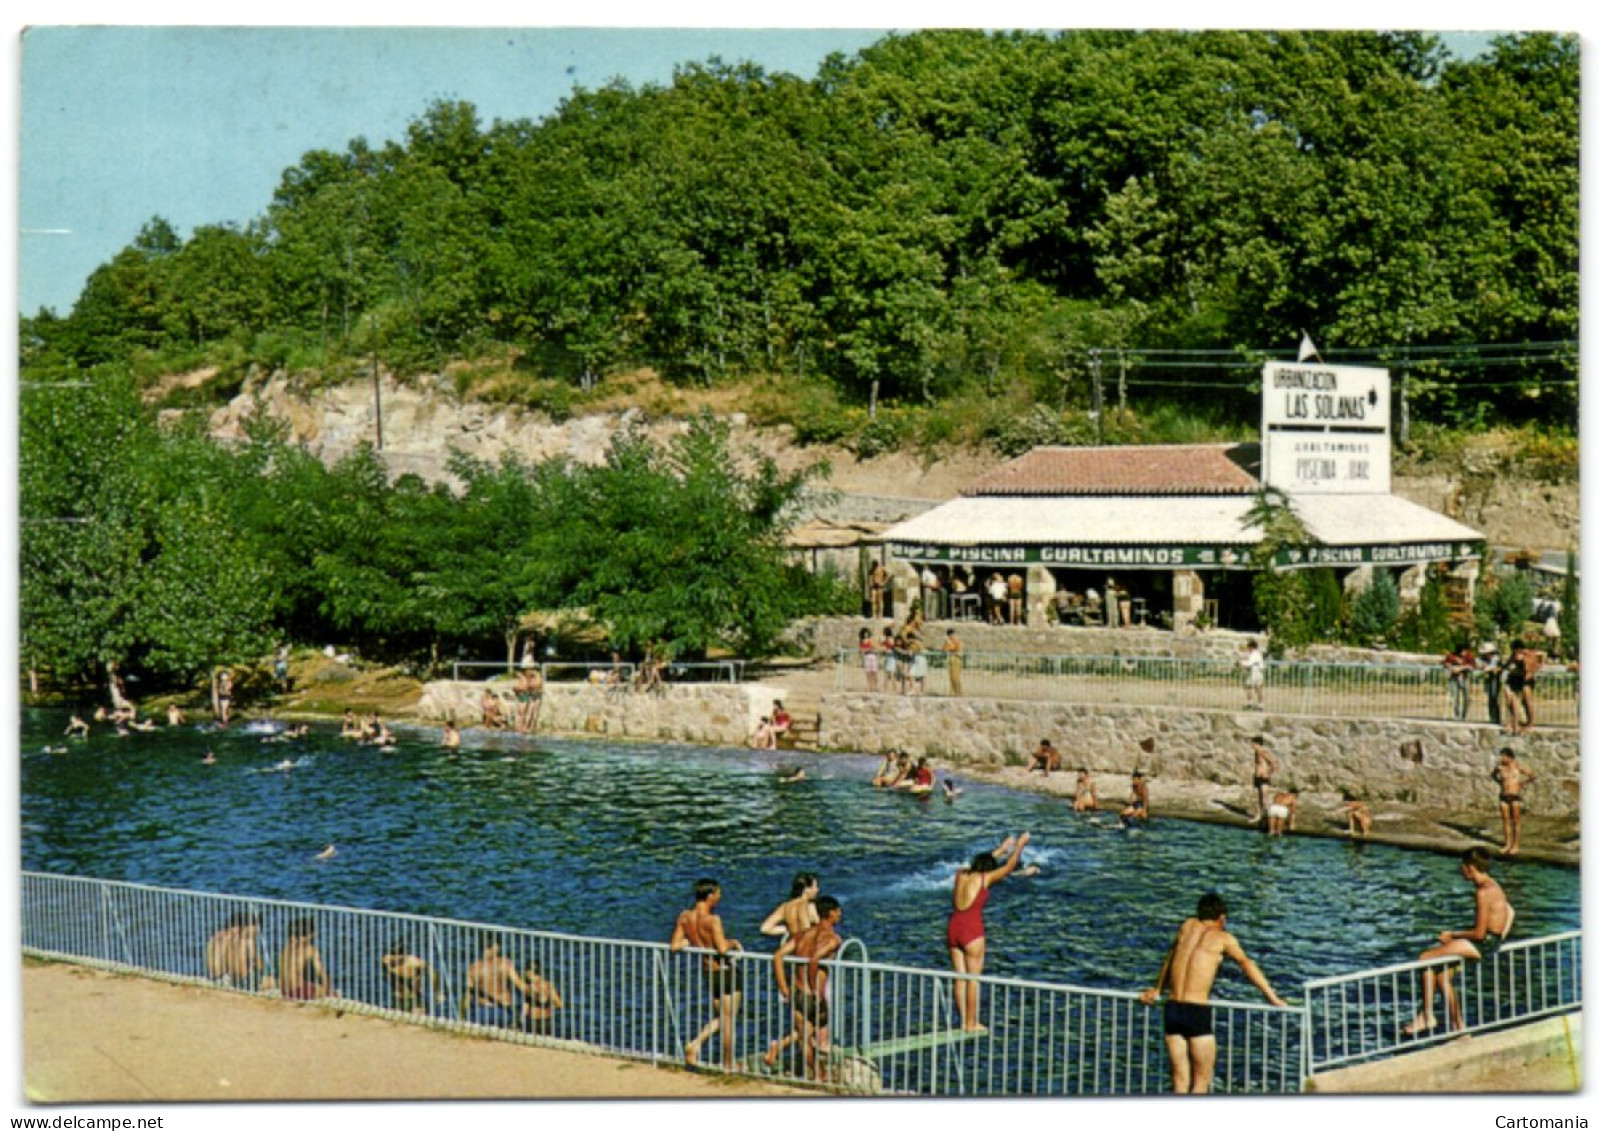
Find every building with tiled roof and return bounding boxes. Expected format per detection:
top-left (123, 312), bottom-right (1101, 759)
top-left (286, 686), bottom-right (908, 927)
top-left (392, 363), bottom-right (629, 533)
top-left (880, 441), bottom-right (1483, 633)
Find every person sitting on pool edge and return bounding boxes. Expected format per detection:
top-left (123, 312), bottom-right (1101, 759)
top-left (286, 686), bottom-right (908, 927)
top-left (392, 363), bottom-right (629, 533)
top-left (1072, 768), bottom-right (1098, 812)
top-left (1028, 739), bottom-right (1061, 775)
top-left (1402, 847), bottom-right (1515, 1037)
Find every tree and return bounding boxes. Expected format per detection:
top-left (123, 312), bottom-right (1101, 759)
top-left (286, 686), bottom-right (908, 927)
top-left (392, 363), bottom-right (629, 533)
top-left (19, 374), bottom-right (275, 691)
top-left (1348, 571), bottom-right (1401, 645)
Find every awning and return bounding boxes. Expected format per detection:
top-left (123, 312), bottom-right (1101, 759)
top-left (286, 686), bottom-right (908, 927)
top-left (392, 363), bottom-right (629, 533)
top-left (882, 493), bottom-right (1483, 570)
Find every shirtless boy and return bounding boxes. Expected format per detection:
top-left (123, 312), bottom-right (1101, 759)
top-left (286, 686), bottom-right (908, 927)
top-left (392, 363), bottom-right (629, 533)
top-left (1266, 788), bottom-right (1297, 837)
top-left (761, 872), bottom-right (820, 942)
top-left (1120, 771), bottom-right (1150, 821)
top-left (1249, 736), bottom-right (1278, 827)
top-left (1072, 768), bottom-right (1098, 812)
top-left (670, 879), bottom-right (744, 1070)
top-left (1491, 748), bottom-right (1536, 855)
top-left (1402, 847), bottom-right (1515, 1036)
top-left (1339, 795), bottom-right (1373, 838)
top-left (279, 916), bottom-right (331, 1000)
top-left (1141, 892), bottom-right (1287, 1093)
top-left (765, 895), bottom-right (845, 1080)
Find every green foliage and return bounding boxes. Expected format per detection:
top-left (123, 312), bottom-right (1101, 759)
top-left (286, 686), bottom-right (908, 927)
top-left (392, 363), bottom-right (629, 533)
top-left (1474, 569), bottom-right (1534, 638)
top-left (1348, 571), bottom-right (1401, 645)
top-left (21, 32), bottom-right (1578, 436)
top-left (1557, 552), bottom-right (1578, 661)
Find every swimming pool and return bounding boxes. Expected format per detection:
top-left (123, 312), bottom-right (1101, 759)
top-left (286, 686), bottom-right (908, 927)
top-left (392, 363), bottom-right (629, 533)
top-left (19, 710), bottom-right (1580, 993)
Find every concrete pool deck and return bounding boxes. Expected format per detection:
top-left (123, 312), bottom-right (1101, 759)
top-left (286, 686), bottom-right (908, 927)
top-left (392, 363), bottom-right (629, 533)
top-left (19, 960), bottom-right (805, 1103)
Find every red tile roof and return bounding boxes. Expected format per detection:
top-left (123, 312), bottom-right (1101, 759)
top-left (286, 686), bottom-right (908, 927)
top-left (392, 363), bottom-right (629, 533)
top-left (962, 444), bottom-right (1260, 497)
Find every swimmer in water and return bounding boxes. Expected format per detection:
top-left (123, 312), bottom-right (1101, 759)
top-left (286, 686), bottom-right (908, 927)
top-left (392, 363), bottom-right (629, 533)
top-left (316, 844), bottom-right (337, 860)
top-left (64, 715), bottom-right (91, 738)
top-left (942, 778), bottom-right (962, 801)
top-left (201, 750), bottom-right (217, 765)
top-left (778, 767), bottom-right (807, 784)
top-left (442, 721), bottom-right (461, 749)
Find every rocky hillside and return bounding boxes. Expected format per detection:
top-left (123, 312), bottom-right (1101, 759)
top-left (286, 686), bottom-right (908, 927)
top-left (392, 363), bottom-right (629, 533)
top-left (195, 369), bottom-right (1578, 553)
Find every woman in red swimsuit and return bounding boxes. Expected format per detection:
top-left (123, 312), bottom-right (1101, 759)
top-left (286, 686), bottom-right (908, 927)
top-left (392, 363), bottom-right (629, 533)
top-left (947, 831), bottom-right (1031, 1031)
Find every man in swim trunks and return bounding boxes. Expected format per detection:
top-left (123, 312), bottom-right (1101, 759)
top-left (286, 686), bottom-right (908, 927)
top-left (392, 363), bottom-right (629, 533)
top-left (1266, 788), bottom-right (1297, 837)
top-left (1402, 847), bottom-right (1515, 1037)
top-left (382, 939), bottom-right (437, 1015)
top-left (1028, 739), bottom-right (1060, 775)
top-left (766, 895), bottom-right (844, 1081)
top-left (868, 560), bottom-right (888, 619)
top-left (1339, 794), bottom-right (1372, 838)
top-left (948, 831), bottom-right (1032, 1031)
top-left (1491, 748), bottom-right (1536, 855)
top-left (215, 668), bottom-right (233, 727)
top-left (1248, 736), bottom-right (1277, 827)
top-left (1072, 768), bottom-right (1098, 812)
top-left (206, 911), bottom-right (264, 991)
top-left (465, 933), bottom-right (529, 1029)
top-left (670, 879), bottom-right (744, 1070)
top-left (1140, 892), bottom-right (1287, 1093)
top-left (1120, 771), bottom-right (1150, 821)
top-left (279, 916), bottom-right (331, 1001)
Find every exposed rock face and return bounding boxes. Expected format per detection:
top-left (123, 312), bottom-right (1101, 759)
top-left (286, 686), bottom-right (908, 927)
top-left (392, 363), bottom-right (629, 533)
top-left (205, 370), bottom-right (1577, 550)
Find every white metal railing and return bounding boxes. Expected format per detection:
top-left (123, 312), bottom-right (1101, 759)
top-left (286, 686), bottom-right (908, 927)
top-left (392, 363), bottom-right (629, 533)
top-left (835, 649), bottom-right (1578, 727)
top-left (1301, 931), bottom-right (1583, 1077)
top-left (24, 872), bottom-right (1313, 1096)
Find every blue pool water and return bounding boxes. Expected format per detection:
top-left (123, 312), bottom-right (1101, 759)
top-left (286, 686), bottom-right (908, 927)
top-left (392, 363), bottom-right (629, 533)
top-left (19, 711), bottom-right (1580, 994)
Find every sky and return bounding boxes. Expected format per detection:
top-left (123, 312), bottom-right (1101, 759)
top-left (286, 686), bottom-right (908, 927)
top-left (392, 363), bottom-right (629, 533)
top-left (12, 17), bottom-right (1519, 317)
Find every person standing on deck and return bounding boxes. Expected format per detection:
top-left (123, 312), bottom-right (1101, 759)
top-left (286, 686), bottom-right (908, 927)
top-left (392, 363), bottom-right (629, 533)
top-left (1248, 736), bottom-right (1278, 827)
top-left (1401, 848), bottom-right (1515, 1037)
top-left (1491, 748), bottom-right (1536, 856)
top-left (670, 879), bottom-right (744, 1070)
top-left (1140, 892), bottom-right (1287, 1094)
top-left (947, 832), bottom-right (1031, 1032)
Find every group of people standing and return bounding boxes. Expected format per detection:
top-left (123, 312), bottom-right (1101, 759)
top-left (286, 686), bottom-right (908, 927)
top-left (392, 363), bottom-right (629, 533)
top-left (477, 665), bottom-right (545, 733)
top-left (858, 621), bottom-right (965, 698)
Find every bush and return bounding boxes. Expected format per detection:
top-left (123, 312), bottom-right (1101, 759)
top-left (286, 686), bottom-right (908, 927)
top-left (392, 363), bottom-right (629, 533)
top-left (1475, 570), bottom-right (1533, 638)
top-left (853, 410), bottom-right (910, 459)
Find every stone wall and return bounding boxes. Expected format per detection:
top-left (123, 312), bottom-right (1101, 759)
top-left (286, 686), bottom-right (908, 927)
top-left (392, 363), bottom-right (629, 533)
top-left (819, 693), bottom-right (1579, 819)
top-left (417, 679), bottom-right (783, 748)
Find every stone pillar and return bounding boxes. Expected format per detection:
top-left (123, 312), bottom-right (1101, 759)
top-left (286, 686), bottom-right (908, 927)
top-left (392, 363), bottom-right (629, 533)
top-left (1343, 565), bottom-right (1375, 598)
top-left (1398, 564), bottom-right (1427, 610)
top-left (1027, 566), bottom-right (1057, 626)
top-left (1172, 569), bottom-right (1204, 633)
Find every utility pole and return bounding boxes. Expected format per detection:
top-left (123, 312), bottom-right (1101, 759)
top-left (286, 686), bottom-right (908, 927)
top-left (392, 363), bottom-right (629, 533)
top-left (371, 342), bottom-right (384, 451)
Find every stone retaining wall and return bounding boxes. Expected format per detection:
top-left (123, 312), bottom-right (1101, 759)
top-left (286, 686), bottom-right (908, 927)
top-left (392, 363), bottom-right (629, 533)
top-left (418, 679), bottom-right (782, 748)
top-left (819, 693), bottom-right (1579, 819)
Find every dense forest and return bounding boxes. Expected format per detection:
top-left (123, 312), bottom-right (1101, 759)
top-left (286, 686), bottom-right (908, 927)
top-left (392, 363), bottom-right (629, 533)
top-left (20, 30), bottom-right (1579, 430)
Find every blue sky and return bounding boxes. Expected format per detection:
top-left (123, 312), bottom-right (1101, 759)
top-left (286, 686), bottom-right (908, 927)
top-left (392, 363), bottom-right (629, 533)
top-left (12, 20), bottom-right (1528, 318)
